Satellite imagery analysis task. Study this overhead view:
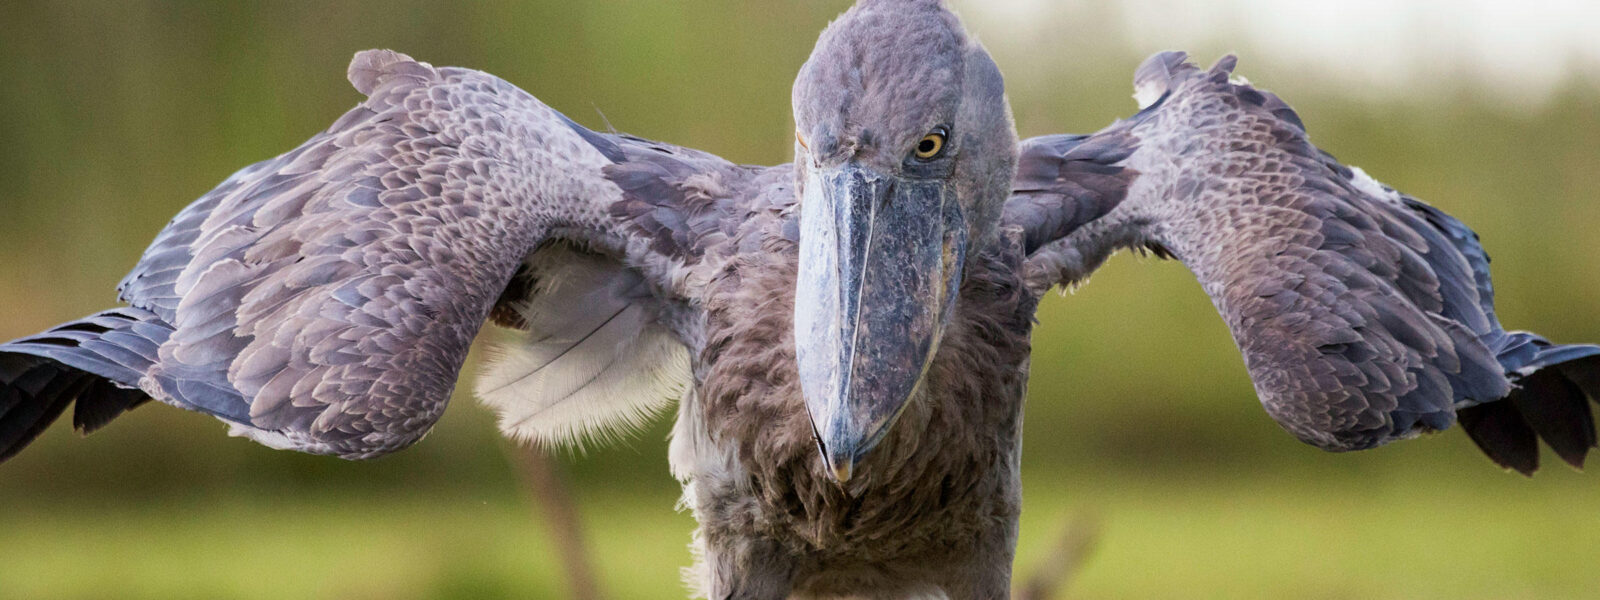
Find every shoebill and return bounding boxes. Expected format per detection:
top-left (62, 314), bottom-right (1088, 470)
top-left (2, 0), bottom-right (1597, 597)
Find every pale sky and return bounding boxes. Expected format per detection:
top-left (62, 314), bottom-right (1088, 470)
top-left (964, 0), bottom-right (1600, 106)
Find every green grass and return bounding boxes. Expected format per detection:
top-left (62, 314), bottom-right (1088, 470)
top-left (3, 456), bottom-right (1595, 600)
top-left (1054, 471), bottom-right (1599, 600)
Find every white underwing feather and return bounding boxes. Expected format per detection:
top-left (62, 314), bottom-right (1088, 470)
top-left (475, 246), bottom-right (692, 451)
top-left (1348, 166), bottom-right (1404, 205)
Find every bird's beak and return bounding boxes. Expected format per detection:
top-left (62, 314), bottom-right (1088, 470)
top-left (794, 163), bottom-right (967, 484)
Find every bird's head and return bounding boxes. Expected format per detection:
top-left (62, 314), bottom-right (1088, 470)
top-left (791, 0), bottom-right (1017, 484)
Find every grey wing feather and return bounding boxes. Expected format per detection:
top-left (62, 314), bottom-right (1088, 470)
top-left (1008, 52), bottom-right (1600, 472)
top-left (0, 308), bottom-right (165, 460)
top-left (2, 49), bottom-right (755, 460)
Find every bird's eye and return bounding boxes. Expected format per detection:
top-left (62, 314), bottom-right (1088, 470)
top-left (914, 129), bottom-right (947, 160)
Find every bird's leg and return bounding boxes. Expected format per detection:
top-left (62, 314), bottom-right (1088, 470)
top-left (504, 445), bottom-right (605, 600)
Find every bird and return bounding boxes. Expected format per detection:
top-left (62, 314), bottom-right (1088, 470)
top-left (1, 0), bottom-right (1596, 597)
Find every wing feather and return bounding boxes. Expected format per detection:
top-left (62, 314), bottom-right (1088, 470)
top-left (476, 243), bottom-right (693, 449)
top-left (1009, 52), bottom-right (1600, 471)
top-left (2, 50), bottom-right (756, 461)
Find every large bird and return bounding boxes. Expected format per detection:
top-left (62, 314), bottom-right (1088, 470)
top-left (2, 0), bottom-right (1596, 597)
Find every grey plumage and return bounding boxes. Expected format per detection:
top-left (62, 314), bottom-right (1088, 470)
top-left (2, 2), bottom-right (1597, 598)
top-left (0, 308), bottom-right (162, 460)
top-left (1013, 51), bottom-right (1600, 472)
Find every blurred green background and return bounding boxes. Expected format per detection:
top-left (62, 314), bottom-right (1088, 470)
top-left (1, 1), bottom-right (1598, 599)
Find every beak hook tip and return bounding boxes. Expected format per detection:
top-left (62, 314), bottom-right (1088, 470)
top-left (831, 460), bottom-right (854, 484)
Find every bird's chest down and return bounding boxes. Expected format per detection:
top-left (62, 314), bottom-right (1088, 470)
top-left (678, 246), bottom-right (1039, 570)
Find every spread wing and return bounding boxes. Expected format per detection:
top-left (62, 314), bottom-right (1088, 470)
top-left (1005, 52), bottom-right (1600, 474)
top-left (1, 50), bottom-right (765, 461)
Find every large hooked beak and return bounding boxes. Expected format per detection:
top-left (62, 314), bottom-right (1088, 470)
top-left (794, 163), bottom-right (967, 484)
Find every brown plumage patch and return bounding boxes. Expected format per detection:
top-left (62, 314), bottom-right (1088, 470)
top-left (692, 213), bottom-right (1037, 587)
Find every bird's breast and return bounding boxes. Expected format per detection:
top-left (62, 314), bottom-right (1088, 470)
top-left (689, 228), bottom-right (1038, 560)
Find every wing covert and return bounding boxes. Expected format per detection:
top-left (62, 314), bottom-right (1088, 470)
top-left (85, 50), bottom-right (752, 458)
top-left (1007, 52), bottom-right (1600, 470)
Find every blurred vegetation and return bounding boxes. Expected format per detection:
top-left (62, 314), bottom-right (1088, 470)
top-left (1, 1), bottom-right (1597, 599)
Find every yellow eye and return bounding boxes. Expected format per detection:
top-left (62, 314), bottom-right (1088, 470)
top-left (914, 131), bottom-right (946, 160)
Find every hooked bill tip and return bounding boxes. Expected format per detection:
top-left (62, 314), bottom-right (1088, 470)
top-left (830, 459), bottom-right (854, 484)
